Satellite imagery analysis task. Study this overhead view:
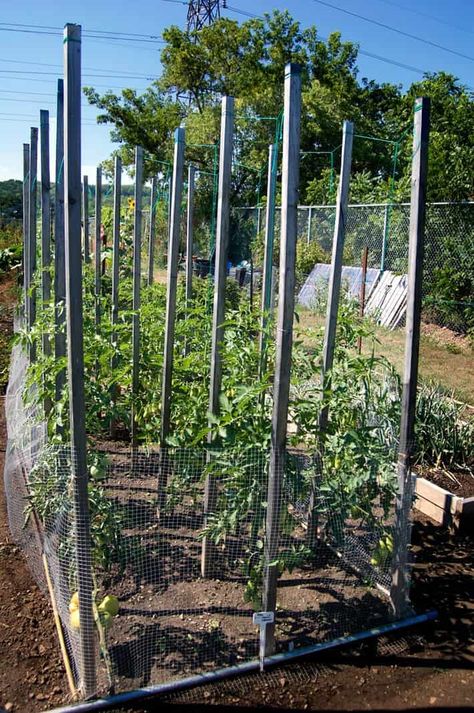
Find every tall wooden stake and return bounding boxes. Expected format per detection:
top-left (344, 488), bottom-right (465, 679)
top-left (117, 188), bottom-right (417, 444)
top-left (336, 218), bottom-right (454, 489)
top-left (262, 64), bottom-right (301, 654)
top-left (83, 175), bottom-right (90, 262)
top-left (28, 126), bottom-right (38, 362)
top-left (390, 97), bottom-right (430, 617)
top-left (131, 147), bottom-right (144, 450)
top-left (111, 156), bottom-right (122, 367)
top-left (94, 166), bottom-right (102, 334)
top-left (201, 96), bottom-right (234, 578)
top-left (306, 120), bottom-right (354, 549)
top-left (54, 79), bottom-right (66, 410)
top-left (259, 143), bottom-right (277, 375)
top-left (63, 22), bottom-right (96, 696)
top-left (40, 110), bottom-right (52, 415)
top-left (22, 143), bottom-right (30, 313)
top-left (157, 129), bottom-right (186, 509)
top-left (185, 164), bottom-right (195, 306)
top-left (147, 176), bottom-right (157, 286)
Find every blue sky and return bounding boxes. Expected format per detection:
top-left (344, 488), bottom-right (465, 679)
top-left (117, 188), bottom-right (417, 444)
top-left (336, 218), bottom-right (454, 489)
top-left (1, 0), bottom-right (473, 182)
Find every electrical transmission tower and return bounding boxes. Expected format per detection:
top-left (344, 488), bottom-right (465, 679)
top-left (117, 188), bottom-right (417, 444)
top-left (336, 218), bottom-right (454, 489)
top-left (187, 0), bottom-right (225, 33)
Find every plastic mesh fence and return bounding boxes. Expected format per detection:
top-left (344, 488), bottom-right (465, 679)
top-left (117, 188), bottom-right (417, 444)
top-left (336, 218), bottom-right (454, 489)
top-left (3, 336), bottom-right (412, 699)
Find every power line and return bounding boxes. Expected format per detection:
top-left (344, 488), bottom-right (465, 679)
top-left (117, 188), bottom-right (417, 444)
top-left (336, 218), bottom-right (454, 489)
top-left (0, 22), bottom-right (165, 43)
top-left (0, 57), bottom-right (157, 78)
top-left (0, 69), bottom-right (156, 80)
top-left (373, 0), bottom-right (474, 37)
top-left (0, 76), bottom-right (149, 90)
top-left (311, 0), bottom-right (474, 63)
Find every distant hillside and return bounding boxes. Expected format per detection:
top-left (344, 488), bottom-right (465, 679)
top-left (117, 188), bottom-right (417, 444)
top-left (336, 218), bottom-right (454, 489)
top-left (0, 180), bottom-right (23, 225)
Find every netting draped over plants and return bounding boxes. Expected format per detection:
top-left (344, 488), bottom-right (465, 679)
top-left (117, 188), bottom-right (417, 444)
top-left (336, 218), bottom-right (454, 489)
top-left (4, 291), bottom-right (411, 696)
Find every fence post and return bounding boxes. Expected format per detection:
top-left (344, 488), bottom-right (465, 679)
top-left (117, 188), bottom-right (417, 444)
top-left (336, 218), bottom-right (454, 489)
top-left (131, 147), bottom-right (144, 451)
top-left (111, 156), bottom-right (122, 366)
top-left (262, 64), bottom-right (301, 656)
top-left (380, 202), bottom-right (390, 272)
top-left (390, 97), bottom-right (430, 617)
top-left (54, 79), bottom-right (66, 410)
top-left (259, 143), bottom-right (277, 376)
top-left (147, 176), bottom-right (157, 286)
top-left (83, 175), bottom-right (90, 263)
top-left (357, 246), bottom-right (369, 354)
top-left (201, 96), bottom-right (234, 578)
top-left (28, 126), bottom-right (38, 362)
top-left (22, 143), bottom-right (30, 315)
top-left (40, 110), bottom-right (52, 416)
top-left (156, 129), bottom-right (186, 510)
top-left (307, 206), bottom-right (312, 244)
top-left (63, 22), bottom-right (96, 697)
top-left (94, 166), bottom-right (102, 334)
top-left (185, 165), bottom-right (195, 306)
top-left (306, 120), bottom-right (354, 549)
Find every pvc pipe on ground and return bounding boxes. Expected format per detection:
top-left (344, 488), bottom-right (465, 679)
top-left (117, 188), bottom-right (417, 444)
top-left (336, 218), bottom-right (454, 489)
top-left (44, 610), bottom-right (437, 713)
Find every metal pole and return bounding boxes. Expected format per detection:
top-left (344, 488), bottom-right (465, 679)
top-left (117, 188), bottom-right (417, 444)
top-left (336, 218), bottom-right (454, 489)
top-left (83, 175), bottom-right (90, 263)
top-left (307, 206), bottom-right (312, 244)
top-left (131, 147), bottom-right (144, 450)
top-left (185, 165), bottom-right (195, 306)
top-left (94, 166), bottom-right (102, 334)
top-left (63, 22), bottom-right (96, 697)
top-left (390, 97), bottom-right (430, 617)
top-left (40, 109), bottom-right (52, 416)
top-left (381, 202), bottom-right (389, 272)
top-left (22, 143), bottom-right (30, 315)
top-left (201, 96), bottom-right (234, 578)
top-left (306, 120), bottom-right (354, 549)
top-left (157, 129), bottom-right (185, 510)
top-left (262, 64), bottom-right (301, 655)
top-left (28, 126), bottom-right (38, 362)
top-left (147, 176), bottom-right (157, 286)
top-left (357, 246), bottom-right (369, 355)
top-left (54, 79), bottom-right (66, 410)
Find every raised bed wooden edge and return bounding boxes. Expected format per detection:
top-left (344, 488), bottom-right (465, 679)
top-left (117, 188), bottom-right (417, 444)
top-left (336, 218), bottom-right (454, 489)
top-left (414, 474), bottom-right (474, 531)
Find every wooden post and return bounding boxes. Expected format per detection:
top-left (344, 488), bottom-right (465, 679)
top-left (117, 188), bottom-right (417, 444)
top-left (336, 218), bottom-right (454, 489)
top-left (156, 129), bottom-right (185, 509)
top-left (307, 206), bottom-right (312, 244)
top-left (94, 166), bottom-right (102, 334)
top-left (357, 246), bottom-right (369, 354)
top-left (83, 175), bottom-right (90, 263)
top-left (22, 143), bottom-right (30, 313)
top-left (390, 97), bottom-right (430, 617)
top-left (54, 79), bottom-right (66, 409)
top-left (262, 64), bottom-right (301, 655)
top-left (259, 143), bottom-right (277, 375)
top-left (40, 110), bottom-right (52, 416)
top-left (185, 165), bottom-right (195, 306)
top-left (306, 120), bottom-right (354, 549)
top-left (28, 126), bottom-right (38, 362)
top-left (147, 176), bottom-right (157, 286)
top-left (63, 22), bottom-right (96, 697)
top-left (130, 147), bottom-right (144, 450)
top-left (201, 97), bottom-right (234, 577)
top-left (111, 156), bottom-right (122, 367)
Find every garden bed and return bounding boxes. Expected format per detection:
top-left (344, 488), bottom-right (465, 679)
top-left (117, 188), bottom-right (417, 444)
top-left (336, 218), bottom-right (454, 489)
top-left (414, 466), bottom-right (474, 530)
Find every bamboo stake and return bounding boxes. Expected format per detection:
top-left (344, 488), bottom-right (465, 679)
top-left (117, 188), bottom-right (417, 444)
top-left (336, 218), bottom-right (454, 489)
top-left (42, 553), bottom-right (78, 699)
top-left (262, 64), bottom-right (301, 655)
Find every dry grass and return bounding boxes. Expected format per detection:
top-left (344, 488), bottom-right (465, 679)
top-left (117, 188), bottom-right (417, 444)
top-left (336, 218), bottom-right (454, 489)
top-left (296, 308), bottom-right (474, 405)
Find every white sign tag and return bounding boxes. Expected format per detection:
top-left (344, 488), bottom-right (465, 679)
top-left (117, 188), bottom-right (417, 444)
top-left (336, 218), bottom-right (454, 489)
top-left (253, 611), bottom-right (274, 625)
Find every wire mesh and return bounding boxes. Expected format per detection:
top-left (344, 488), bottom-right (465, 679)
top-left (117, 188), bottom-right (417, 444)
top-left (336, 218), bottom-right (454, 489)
top-left (4, 337), bottom-right (410, 697)
top-left (234, 202), bottom-right (474, 334)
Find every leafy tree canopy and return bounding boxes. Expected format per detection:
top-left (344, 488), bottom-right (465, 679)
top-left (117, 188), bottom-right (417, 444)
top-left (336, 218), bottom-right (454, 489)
top-left (84, 11), bottom-right (474, 206)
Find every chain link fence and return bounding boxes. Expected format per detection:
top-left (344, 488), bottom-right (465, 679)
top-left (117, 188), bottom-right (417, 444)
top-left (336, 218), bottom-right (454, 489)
top-left (233, 202), bottom-right (474, 335)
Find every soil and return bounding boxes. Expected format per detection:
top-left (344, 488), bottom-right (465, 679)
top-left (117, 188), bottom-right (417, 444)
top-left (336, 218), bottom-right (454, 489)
top-left (421, 322), bottom-right (473, 355)
top-left (0, 274), bottom-right (472, 712)
top-left (414, 465), bottom-right (474, 499)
